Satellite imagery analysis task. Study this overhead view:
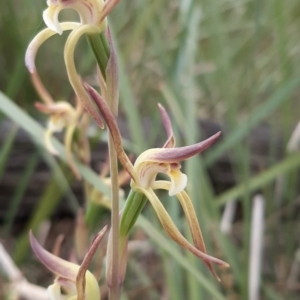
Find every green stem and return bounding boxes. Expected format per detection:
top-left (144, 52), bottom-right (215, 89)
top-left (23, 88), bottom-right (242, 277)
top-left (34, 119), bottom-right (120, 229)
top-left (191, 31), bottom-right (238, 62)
top-left (87, 30), bottom-right (121, 299)
top-left (120, 190), bottom-right (147, 240)
top-left (87, 32), bottom-right (110, 80)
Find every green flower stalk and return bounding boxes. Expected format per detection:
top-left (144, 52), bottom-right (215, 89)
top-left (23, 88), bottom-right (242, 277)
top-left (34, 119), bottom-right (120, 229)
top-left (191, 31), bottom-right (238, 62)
top-left (29, 226), bottom-right (107, 300)
top-left (85, 84), bottom-right (230, 281)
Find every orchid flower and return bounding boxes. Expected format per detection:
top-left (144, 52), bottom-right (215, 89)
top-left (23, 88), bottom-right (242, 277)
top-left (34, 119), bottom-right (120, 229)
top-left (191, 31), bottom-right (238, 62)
top-left (28, 62), bottom-right (89, 179)
top-left (85, 84), bottom-right (229, 281)
top-left (29, 226), bottom-right (107, 300)
top-left (35, 100), bottom-right (87, 180)
top-left (25, 0), bottom-right (120, 129)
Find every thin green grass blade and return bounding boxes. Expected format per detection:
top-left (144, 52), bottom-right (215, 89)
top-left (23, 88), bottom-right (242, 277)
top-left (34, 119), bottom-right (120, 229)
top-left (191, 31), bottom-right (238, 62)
top-left (13, 166), bottom-right (74, 264)
top-left (263, 285), bottom-right (287, 300)
top-left (136, 217), bottom-right (226, 300)
top-left (41, 150), bottom-right (79, 213)
top-left (216, 152), bottom-right (300, 206)
top-left (3, 152), bottom-right (40, 236)
top-left (0, 91), bottom-right (110, 196)
top-left (0, 124), bottom-right (18, 182)
top-left (204, 76), bottom-right (300, 166)
top-left (162, 252), bottom-right (184, 300)
top-left (175, 5), bottom-right (214, 298)
top-left (128, 259), bottom-right (161, 300)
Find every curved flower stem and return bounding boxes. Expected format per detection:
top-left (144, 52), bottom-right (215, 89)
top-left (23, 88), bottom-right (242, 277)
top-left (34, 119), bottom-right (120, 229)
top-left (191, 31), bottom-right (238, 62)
top-left (64, 24), bottom-right (105, 129)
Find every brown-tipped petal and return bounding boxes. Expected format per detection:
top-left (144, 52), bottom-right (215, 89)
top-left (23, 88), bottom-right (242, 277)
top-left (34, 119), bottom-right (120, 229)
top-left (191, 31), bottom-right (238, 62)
top-left (25, 23), bottom-right (79, 73)
top-left (158, 103), bottom-right (175, 148)
top-left (106, 27), bottom-right (119, 116)
top-left (76, 226), bottom-right (107, 300)
top-left (146, 131), bottom-right (221, 163)
top-left (177, 189), bottom-right (219, 279)
top-left (85, 83), bottom-right (137, 181)
top-left (139, 188), bottom-right (229, 280)
top-left (153, 180), bottom-right (225, 279)
top-left (100, 0), bottom-right (121, 22)
top-left (29, 231), bottom-right (78, 281)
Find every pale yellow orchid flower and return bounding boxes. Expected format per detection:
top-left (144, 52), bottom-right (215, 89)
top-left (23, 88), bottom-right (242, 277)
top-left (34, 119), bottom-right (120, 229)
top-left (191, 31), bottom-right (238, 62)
top-left (35, 100), bottom-right (85, 179)
top-left (25, 0), bottom-right (120, 129)
top-left (29, 226), bottom-right (107, 300)
top-left (85, 84), bottom-right (229, 281)
top-left (29, 65), bottom-right (89, 179)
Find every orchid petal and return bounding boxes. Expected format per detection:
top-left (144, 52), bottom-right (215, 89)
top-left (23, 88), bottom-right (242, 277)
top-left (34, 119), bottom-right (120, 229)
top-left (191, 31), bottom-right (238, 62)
top-left (45, 126), bottom-right (59, 155)
top-left (133, 132), bottom-right (220, 189)
top-left (137, 132), bottom-right (221, 164)
top-left (44, 0), bottom-right (106, 35)
top-left (137, 188), bottom-right (229, 273)
top-left (25, 22), bottom-right (79, 73)
top-left (35, 102), bottom-right (74, 114)
top-left (75, 226), bottom-right (107, 300)
top-left (85, 83), bottom-right (137, 181)
top-left (56, 277), bottom-right (77, 295)
top-left (43, 5), bottom-right (63, 34)
top-left (153, 180), bottom-right (220, 280)
top-left (100, 0), bottom-right (120, 22)
top-left (168, 169), bottom-right (187, 196)
top-left (47, 282), bottom-right (62, 300)
top-left (30, 232), bottom-right (79, 281)
top-left (64, 24), bottom-right (105, 129)
top-left (158, 103), bottom-right (175, 148)
top-left (30, 230), bottom-right (103, 300)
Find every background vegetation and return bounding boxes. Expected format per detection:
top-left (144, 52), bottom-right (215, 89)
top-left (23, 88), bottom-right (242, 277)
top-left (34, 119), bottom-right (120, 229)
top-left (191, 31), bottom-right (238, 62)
top-left (1, 0), bottom-right (300, 299)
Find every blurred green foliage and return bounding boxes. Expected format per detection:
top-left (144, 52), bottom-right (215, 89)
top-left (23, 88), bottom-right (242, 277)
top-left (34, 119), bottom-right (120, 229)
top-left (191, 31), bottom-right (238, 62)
top-left (1, 0), bottom-right (300, 299)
